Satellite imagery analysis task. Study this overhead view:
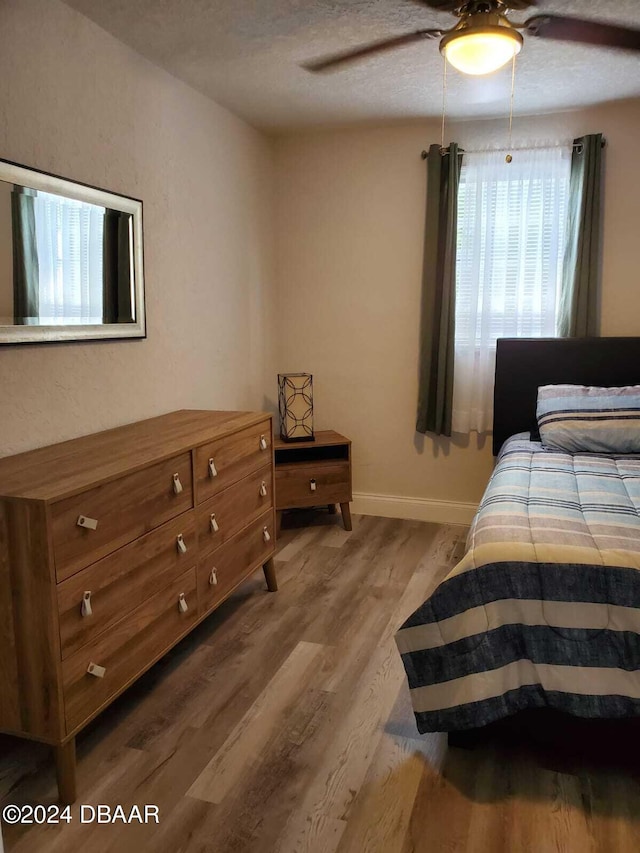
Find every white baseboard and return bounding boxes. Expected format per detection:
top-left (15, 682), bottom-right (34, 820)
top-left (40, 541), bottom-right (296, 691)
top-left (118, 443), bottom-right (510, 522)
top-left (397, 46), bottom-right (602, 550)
top-left (351, 492), bottom-right (477, 526)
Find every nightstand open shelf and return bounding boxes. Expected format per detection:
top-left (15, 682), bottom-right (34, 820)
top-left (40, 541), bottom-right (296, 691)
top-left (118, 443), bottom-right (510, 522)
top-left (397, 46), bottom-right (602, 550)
top-left (274, 430), bottom-right (352, 533)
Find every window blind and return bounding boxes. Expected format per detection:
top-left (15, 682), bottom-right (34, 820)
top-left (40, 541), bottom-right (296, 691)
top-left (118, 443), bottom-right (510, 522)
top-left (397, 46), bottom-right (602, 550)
top-left (33, 191), bottom-right (105, 323)
top-left (452, 146), bottom-right (571, 434)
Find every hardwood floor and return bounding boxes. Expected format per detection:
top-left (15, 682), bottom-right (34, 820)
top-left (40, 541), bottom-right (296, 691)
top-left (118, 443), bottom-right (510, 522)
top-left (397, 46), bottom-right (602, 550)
top-left (2, 512), bottom-right (640, 852)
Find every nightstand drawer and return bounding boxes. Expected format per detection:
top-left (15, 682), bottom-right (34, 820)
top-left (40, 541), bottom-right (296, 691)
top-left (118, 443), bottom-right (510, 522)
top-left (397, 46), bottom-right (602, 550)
top-left (62, 568), bottom-right (198, 734)
top-left (51, 453), bottom-right (194, 581)
top-left (197, 464), bottom-right (272, 557)
top-left (57, 513), bottom-right (197, 659)
top-left (275, 462), bottom-right (351, 508)
top-left (197, 510), bottom-right (274, 613)
top-left (195, 420), bottom-right (272, 503)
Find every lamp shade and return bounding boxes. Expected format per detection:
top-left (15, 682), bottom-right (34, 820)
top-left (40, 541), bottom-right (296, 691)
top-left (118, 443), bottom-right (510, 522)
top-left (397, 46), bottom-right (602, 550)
top-left (440, 16), bottom-right (522, 76)
top-left (278, 373), bottom-right (314, 442)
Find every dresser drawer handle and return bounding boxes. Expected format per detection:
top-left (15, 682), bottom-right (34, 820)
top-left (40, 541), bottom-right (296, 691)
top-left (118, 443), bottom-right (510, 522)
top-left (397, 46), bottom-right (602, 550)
top-left (263, 526), bottom-right (271, 543)
top-left (173, 473), bottom-right (183, 495)
top-left (87, 662), bottom-right (106, 679)
top-left (259, 435), bottom-right (268, 451)
top-left (209, 568), bottom-right (218, 586)
top-left (310, 478), bottom-right (317, 492)
top-left (77, 515), bottom-right (98, 530)
top-left (176, 534), bottom-right (188, 554)
top-left (81, 591), bottom-right (93, 618)
top-left (178, 592), bottom-right (189, 613)
top-left (259, 481), bottom-right (268, 498)
top-left (210, 513), bottom-right (219, 533)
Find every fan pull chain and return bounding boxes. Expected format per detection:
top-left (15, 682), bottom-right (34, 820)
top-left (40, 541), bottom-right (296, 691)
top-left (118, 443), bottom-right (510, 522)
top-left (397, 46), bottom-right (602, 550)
top-left (440, 53), bottom-right (447, 152)
top-left (506, 54), bottom-right (517, 164)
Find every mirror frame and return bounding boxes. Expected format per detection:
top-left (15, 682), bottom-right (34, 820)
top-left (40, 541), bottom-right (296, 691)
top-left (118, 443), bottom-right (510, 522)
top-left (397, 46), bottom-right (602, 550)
top-left (0, 158), bottom-right (146, 345)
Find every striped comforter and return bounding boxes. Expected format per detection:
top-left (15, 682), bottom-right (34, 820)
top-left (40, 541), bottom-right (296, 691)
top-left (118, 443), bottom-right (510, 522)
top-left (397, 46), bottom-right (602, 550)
top-left (396, 434), bottom-right (640, 733)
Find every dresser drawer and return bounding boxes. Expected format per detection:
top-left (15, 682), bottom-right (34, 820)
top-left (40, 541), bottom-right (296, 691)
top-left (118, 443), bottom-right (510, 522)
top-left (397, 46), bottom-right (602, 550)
top-left (62, 568), bottom-right (198, 733)
top-left (197, 464), bottom-right (272, 558)
top-left (194, 420), bottom-right (271, 504)
top-left (57, 513), bottom-right (197, 660)
top-left (51, 453), bottom-right (194, 580)
top-left (275, 462), bottom-right (351, 509)
top-left (197, 510), bottom-right (274, 613)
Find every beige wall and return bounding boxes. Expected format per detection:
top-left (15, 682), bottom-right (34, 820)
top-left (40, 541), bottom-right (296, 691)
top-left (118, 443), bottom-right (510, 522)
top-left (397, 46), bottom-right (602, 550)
top-left (0, 0), bottom-right (276, 457)
top-left (274, 100), bottom-right (640, 516)
top-left (3, 0), bottom-right (638, 518)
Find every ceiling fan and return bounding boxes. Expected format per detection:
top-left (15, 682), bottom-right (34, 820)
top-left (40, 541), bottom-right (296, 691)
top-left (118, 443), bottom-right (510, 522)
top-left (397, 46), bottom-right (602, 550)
top-left (303, 0), bottom-right (640, 77)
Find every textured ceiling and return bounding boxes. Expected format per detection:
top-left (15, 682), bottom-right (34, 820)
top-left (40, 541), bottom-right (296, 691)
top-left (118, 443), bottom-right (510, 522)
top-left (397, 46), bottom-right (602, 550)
top-left (64, 0), bottom-right (640, 131)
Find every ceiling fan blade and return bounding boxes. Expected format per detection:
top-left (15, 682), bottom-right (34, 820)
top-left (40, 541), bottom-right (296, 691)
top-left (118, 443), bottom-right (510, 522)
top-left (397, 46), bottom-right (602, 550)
top-left (303, 29), bottom-right (443, 73)
top-left (525, 14), bottom-right (640, 52)
top-left (408, 0), bottom-right (463, 10)
top-left (501, 0), bottom-right (537, 9)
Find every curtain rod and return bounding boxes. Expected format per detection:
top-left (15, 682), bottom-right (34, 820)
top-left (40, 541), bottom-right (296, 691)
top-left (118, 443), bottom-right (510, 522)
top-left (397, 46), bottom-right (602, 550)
top-left (420, 138), bottom-right (606, 159)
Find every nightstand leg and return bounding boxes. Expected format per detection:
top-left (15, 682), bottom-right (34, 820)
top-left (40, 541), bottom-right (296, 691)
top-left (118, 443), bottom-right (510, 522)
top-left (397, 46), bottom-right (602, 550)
top-left (54, 738), bottom-right (76, 805)
top-left (263, 557), bottom-right (278, 592)
top-left (327, 504), bottom-right (337, 514)
top-left (340, 502), bottom-right (352, 531)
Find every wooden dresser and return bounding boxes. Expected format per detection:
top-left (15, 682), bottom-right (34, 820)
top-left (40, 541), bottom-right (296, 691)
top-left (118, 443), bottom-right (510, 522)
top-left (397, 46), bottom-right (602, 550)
top-left (0, 410), bottom-right (277, 804)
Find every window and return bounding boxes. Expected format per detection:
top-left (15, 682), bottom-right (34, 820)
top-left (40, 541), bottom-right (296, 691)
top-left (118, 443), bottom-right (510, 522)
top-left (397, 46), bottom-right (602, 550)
top-left (452, 146), bottom-right (571, 434)
top-left (33, 191), bottom-right (105, 323)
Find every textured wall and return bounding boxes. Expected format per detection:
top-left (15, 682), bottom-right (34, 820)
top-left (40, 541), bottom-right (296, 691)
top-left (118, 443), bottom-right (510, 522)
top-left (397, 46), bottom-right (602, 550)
top-left (0, 0), bottom-right (276, 457)
top-left (274, 100), bottom-right (640, 508)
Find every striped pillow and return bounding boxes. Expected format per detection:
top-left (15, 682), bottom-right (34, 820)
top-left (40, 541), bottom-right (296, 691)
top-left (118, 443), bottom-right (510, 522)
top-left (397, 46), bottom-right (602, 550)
top-left (536, 384), bottom-right (640, 454)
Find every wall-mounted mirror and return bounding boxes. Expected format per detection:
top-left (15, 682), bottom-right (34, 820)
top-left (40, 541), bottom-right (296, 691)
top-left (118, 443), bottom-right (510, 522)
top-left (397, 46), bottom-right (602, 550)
top-left (0, 159), bottom-right (145, 344)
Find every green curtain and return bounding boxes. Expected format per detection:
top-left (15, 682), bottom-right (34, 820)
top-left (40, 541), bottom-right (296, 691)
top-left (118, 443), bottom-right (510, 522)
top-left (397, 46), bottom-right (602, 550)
top-left (103, 209), bottom-right (134, 324)
top-left (416, 143), bottom-right (462, 437)
top-left (557, 133), bottom-right (603, 337)
top-left (11, 186), bottom-right (39, 323)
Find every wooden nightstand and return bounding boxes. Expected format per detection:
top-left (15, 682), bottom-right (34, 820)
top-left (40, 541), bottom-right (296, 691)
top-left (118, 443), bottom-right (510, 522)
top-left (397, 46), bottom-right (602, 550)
top-left (274, 430), bottom-right (352, 534)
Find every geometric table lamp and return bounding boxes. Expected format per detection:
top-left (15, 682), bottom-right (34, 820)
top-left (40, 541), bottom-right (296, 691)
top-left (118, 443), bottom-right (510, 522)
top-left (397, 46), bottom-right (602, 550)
top-left (278, 373), bottom-right (314, 442)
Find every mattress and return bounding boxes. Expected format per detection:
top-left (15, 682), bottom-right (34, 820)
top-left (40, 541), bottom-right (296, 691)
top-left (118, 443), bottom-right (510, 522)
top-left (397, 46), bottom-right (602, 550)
top-left (396, 433), bottom-right (640, 733)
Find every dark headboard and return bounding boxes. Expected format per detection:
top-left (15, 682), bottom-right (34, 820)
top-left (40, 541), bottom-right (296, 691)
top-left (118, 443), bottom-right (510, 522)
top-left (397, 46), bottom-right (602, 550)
top-left (493, 337), bottom-right (640, 456)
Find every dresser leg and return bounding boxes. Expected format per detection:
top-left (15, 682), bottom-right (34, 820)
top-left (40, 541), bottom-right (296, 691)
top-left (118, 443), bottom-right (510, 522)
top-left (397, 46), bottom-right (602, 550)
top-left (54, 738), bottom-right (77, 805)
top-left (340, 502), bottom-right (352, 531)
top-left (263, 557), bottom-right (278, 592)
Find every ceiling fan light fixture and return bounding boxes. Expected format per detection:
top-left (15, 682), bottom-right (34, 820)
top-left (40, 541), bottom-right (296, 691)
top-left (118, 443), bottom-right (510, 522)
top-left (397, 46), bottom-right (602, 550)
top-left (440, 24), bottom-right (523, 76)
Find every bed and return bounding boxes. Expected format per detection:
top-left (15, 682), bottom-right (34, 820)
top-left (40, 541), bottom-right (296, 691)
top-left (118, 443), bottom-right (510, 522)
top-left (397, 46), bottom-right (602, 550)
top-left (396, 337), bottom-right (640, 734)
